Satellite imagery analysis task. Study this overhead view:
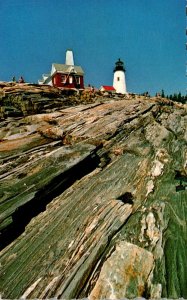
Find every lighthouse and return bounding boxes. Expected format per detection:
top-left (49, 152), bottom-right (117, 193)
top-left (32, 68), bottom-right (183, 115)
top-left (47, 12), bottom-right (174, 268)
top-left (113, 58), bottom-right (127, 94)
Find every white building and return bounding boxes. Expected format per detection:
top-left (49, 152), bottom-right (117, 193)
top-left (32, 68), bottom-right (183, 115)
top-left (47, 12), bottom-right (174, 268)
top-left (113, 58), bottom-right (127, 94)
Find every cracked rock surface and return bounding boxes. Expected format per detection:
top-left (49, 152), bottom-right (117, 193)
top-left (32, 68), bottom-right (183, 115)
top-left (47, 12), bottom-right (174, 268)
top-left (0, 88), bottom-right (186, 299)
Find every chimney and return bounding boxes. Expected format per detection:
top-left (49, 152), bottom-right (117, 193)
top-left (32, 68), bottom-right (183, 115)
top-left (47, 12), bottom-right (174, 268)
top-left (65, 49), bottom-right (74, 66)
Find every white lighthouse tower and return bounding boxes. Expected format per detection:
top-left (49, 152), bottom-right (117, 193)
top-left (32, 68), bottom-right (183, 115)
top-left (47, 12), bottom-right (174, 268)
top-left (113, 58), bottom-right (127, 94)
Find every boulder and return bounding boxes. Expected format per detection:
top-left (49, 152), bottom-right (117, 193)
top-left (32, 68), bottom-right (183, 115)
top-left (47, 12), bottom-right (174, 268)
top-left (90, 241), bottom-right (154, 299)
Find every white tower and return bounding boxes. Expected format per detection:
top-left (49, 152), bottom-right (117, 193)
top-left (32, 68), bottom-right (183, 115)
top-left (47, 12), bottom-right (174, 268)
top-left (113, 58), bottom-right (127, 94)
top-left (65, 49), bottom-right (74, 66)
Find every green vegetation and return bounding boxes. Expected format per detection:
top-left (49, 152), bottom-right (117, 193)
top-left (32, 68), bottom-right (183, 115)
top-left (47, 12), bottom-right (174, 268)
top-left (160, 90), bottom-right (187, 104)
top-left (168, 92), bottom-right (187, 104)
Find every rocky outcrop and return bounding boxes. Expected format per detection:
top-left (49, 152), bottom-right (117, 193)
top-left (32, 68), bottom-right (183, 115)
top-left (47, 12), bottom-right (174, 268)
top-left (0, 86), bottom-right (186, 299)
top-left (0, 82), bottom-right (119, 118)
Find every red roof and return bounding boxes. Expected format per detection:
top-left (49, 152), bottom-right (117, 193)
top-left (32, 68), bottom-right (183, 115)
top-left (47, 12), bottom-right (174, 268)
top-left (101, 86), bottom-right (116, 91)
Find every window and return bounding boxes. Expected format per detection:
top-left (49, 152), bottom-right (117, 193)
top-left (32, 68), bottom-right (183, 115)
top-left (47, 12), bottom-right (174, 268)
top-left (117, 77), bottom-right (120, 81)
top-left (75, 76), bottom-right (80, 84)
top-left (61, 75), bottom-right (66, 83)
top-left (69, 76), bottom-right (73, 84)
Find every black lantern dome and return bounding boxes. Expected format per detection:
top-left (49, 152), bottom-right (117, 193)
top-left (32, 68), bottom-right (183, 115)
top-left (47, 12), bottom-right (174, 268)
top-left (113, 58), bottom-right (125, 72)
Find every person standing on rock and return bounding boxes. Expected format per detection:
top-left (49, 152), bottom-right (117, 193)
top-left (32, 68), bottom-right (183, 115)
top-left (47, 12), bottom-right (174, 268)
top-left (18, 76), bottom-right (25, 83)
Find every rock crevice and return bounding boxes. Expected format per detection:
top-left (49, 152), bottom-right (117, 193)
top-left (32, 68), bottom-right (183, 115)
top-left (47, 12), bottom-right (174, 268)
top-left (0, 85), bottom-right (186, 299)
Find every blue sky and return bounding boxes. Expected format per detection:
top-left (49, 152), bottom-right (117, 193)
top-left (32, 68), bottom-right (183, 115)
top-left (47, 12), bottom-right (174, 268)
top-left (0, 0), bottom-right (186, 95)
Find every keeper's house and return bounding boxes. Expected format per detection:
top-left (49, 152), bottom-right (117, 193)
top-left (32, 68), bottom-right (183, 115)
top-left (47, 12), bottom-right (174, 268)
top-left (100, 86), bottom-right (116, 93)
top-left (38, 50), bottom-right (84, 89)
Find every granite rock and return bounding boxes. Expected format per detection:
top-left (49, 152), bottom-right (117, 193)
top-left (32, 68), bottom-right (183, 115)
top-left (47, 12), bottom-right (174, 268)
top-left (89, 241), bottom-right (154, 299)
top-left (0, 86), bottom-right (186, 299)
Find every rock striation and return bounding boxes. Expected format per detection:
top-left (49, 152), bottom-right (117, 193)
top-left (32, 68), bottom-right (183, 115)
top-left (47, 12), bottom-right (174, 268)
top-left (0, 84), bottom-right (186, 299)
top-left (0, 82), bottom-right (115, 118)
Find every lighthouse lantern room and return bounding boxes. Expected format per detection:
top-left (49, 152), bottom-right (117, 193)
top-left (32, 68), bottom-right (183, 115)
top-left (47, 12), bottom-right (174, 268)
top-left (113, 58), bottom-right (127, 94)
